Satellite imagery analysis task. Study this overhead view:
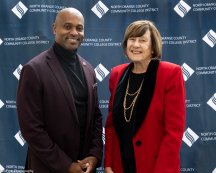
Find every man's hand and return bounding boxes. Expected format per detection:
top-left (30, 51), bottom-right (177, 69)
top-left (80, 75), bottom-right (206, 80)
top-left (78, 156), bottom-right (98, 173)
top-left (68, 162), bottom-right (87, 173)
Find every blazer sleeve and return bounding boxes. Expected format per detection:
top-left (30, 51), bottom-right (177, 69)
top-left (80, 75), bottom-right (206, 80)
top-left (153, 65), bottom-right (186, 173)
top-left (17, 64), bottom-right (72, 172)
top-left (87, 70), bottom-right (103, 165)
top-left (104, 68), bottom-right (117, 168)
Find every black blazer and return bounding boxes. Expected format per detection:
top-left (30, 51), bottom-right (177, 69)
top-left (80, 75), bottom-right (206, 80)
top-left (17, 48), bottom-right (103, 173)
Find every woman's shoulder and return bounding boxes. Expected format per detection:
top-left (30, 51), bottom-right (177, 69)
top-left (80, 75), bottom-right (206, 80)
top-left (109, 63), bottom-right (129, 82)
top-left (158, 61), bottom-right (183, 82)
top-left (159, 61), bottom-right (181, 71)
top-left (111, 63), bottom-right (129, 73)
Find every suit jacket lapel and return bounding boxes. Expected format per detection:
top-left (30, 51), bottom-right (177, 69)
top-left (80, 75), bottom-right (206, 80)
top-left (45, 48), bottom-right (79, 124)
top-left (134, 59), bottom-right (160, 134)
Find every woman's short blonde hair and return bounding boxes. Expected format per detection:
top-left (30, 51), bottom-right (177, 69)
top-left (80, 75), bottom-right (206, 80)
top-left (122, 20), bottom-right (162, 59)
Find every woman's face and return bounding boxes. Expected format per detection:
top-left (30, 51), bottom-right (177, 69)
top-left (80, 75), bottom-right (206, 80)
top-left (126, 29), bottom-right (153, 63)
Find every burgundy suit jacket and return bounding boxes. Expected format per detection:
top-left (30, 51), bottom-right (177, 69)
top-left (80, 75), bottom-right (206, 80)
top-left (104, 60), bottom-right (186, 173)
top-left (17, 48), bottom-right (102, 173)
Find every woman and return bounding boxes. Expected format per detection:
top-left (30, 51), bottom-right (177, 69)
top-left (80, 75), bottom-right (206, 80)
top-left (104, 20), bottom-right (186, 173)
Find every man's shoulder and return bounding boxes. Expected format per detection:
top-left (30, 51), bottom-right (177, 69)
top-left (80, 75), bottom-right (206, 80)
top-left (26, 48), bottom-right (53, 66)
top-left (77, 54), bottom-right (94, 69)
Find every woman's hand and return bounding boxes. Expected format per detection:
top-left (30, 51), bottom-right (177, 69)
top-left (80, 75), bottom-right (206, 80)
top-left (104, 167), bottom-right (114, 173)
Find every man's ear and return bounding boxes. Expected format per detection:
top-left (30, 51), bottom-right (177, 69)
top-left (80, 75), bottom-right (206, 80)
top-left (52, 23), bottom-right (56, 35)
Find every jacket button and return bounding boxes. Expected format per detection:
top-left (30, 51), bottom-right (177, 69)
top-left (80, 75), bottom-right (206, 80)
top-left (136, 140), bottom-right (141, 146)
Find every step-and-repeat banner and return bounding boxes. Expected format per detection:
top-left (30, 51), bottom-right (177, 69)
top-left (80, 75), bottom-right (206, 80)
top-left (0, 0), bottom-right (216, 173)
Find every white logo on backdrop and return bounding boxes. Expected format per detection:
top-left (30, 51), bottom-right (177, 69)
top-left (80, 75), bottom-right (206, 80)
top-left (102, 127), bottom-right (105, 145)
top-left (94, 63), bottom-right (110, 82)
top-left (0, 100), bottom-right (4, 109)
top-left (91, 1), bottom-right (109, 19)
top-left (174, 0), bottom-right (191, 18)
top-left (13, 64), bottom-right (23, 80)
top-left (181, 63), bottom-right (194, 81)
top-left (202, 29), bottom-right (216, 48)
top-left (11, 1), bottom-right (28, 19)
top-left (212, 168), bottom-right (216, 173)
top-left (183, 127), bottom-right (199, 147)
top-left (0, 164), bottom-right (5, 173)
top-left (207, 93), bottom-right (216, 111)
top-left (14, 130), bottom-right (26, 146)
top-left (0, 38), bottom-right (3, 45)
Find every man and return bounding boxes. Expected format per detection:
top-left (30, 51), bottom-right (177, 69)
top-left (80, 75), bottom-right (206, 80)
top-left (17, 8), bottom-right (103, 173)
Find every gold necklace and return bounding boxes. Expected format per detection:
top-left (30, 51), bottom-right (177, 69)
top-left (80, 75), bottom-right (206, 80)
top-left (123, 76), bottom-right (144, 123)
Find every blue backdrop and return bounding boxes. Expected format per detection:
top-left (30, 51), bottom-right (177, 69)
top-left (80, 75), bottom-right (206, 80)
top-left (0, 0), bottom-right (216, 173)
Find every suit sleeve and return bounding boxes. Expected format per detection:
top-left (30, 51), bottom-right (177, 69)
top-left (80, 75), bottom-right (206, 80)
top-left (153, 65), bottom-right (186, 173)
top-left (87, 70), bottom-right (103, 165)
top-left (17, 64), bottom-right (72, 172)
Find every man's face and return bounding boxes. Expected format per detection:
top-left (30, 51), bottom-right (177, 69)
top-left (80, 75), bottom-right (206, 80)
top-left (53, 11), bottom-right (84, 52)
